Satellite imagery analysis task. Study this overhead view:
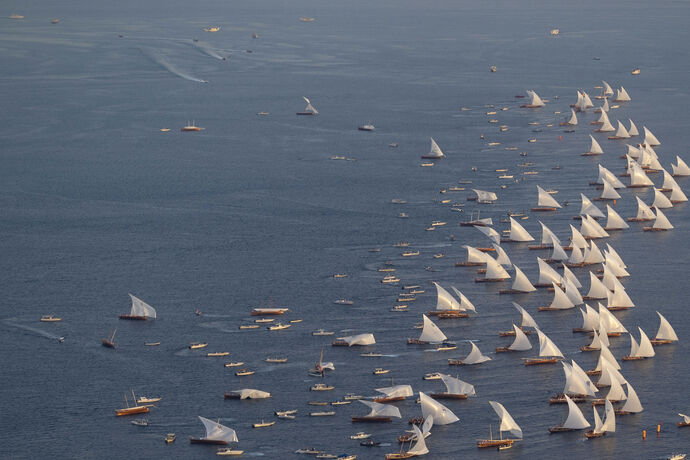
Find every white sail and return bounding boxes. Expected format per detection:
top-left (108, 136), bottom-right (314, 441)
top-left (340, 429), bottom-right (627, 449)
top-left (581, 303), bottom-right (601, 331)
top-left (526, 90), bottom-right (545, 107)
top-left (643, 126), bottom-right (660, 146)
top-left (198, 416), bottom-right (239, 443)
top-left (602, 81), bottom-right (614, 96)
top-left (586, 215), bottom-right (610, 238)
top-left (492, 243), bottom-right (512, 267)
top-left (616, 87), bottom-right (631, 102)
top-left (302, 96), bottom-right (318, 114)
top-left (571, 360), bottom-right (598, 396)
top-left (596, 108), bottom-right (610, 125)
top-left (592, 405), bottom-right (604, 435)
top-left (434, 282), bottom-right (462, 311)
top-left (584, 240), bottom-right (605, 264)
top-left (600, 97), bottom-right (610, 112)
top-left (475, 225), bottom-right (501, 245)
top-left (580, 194), bottom-right (606, 218)
top-left (407, 425), bottom-right (429, 455)
top-left (599, 303), bottom-right (628, 332)
top-left (587, 330), bottom-right (604, 351)
top-left (473, 189), bottom-right (497, 203)
top-left (462, 245), bottom-right (488, 264)
top-left (548, 282), bottom-right (575, 310)
top-left (567, 108), bottom-right (578, 125)
top-left (628, 119), bottom-right (639, 136)
top-left (462, 342), bottom-right (491, 364)
top-left (513, 302), bottom-right (539, 329)
top-left (419, 315), bottom-right (448, 343)
top-left (652, 188), bottom-right (673, 209)
top-left (450, 286), bottom-right (476, 313)
top-left (598, 116), bottom-right (615, 132)
top-left (672, 156), bottom-right (690, 176)
top-left (562, 362), bottom-right (584, 395)
top-left (608, 280), bottom-right (635, 309)
top-left (605, 205), bottom-right (629, 230)
top-left (562, 264), bottom-right (581, 288)
top-left (564, 279), bottom-right (584, 306)
top-left (605, 244), bottom-right (626, 268)
top-left (419, 391), bottom-right (459, 425)
top-left (376, 385), bottom-right (414, 399)
top-left (427, 137), bottom-right (445, 158)
top-left (358, 400), bottom-right (402, 418)
top-left (628, 333), bottom-right (639, 357)
top-left (583, 92), bottom-right (594, 108)
top-left (597, 164), bottom-right (625, 188)
top-left (489, 401), bottom-right (522, 439)
top-left (440, 374), bottom-right (476, 396)
top-left (587, 135), bottom-right (604, 155)
top-left (574, 91), bottom-right (585, 111)
top-left (230, 389), bottom-right (271, 399)
top-left (635, 327), bottom-right (655, 358)
top-left (510, 265), bottom-right (536, 293)
top-left (602, 399), bottom-right (616, 433)
top-left (613, 120), bottom-right (630, 138)
top-left (537, 329), bottom-right (564, 358)
top-left (509, 324), bottom-right (532, 351)
top-left (537, 257), bottom-right (562, 285)
top-left (508, 217), bottom-right (535, 242)
top-left (670, 184), bottom-right (688, 202)
top-left (586, 272), bottom-right (609, 299)
top-left (129, 294), bottom-right (157, 319)
top-left (652, 207), bottom-right (673, 230)
top-left (484, 257), bottom-right (510, 280)
top-left (662, 169), bottom-right (680, 190)
top-left (626, 143), bottom-right (642, 159)
top-left (568, 244), bottom-right (584, 265)
top-left (634, 196), bottom-right (655, 220)
top-left (549, 239), bottom-right (568, 262)
top-left (597, 359), bottom-right (626, 386)
top-left (604, 255), bottom-right (629, 277)
top-left (562, 395), bottom-right (590, 430)
top-left (601, 180), bottom-right (621, 200)
top-left (595, 343), bottom-right (621, 371)
top-left (570, 225), bottom-right (588, 249)
top-left (655, 312), bottom-right (678, 341)
top-left (580, 216), bottom-right (600, 239)
top-left (605, 368), bottom-right (627, 401)
top-left (620, 383), bottom-right (643, 413)
top-left (340, 333), bottom-right (376, 346)
top-left (540, 221), bottom-right (561, 246)
top-left (421, 415), bottom-right (434, 437)
top-left (630, 162), bottom-right (654, 187)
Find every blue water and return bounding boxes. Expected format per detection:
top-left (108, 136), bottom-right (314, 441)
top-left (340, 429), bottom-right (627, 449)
top-left (1, 0), bottom-right (689, 458)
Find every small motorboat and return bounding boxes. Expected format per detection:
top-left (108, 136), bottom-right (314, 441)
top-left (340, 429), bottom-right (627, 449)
top-left (40, 315), bottom-right (62, 322)
top-left (189, 342), bottom-right (208, 350)
top-left (235, 369), bottom-right (255, 376)
top-left (350, 432), bottom-right (371, 440)
top-left (217, 448), bottom-right (244, 456)
top-left (252, 420), bottom-right (275, 428)
top-left (312, 329), bottom-right (335, 336)
top-left (358, 123), bottom-right (375, 131)
top-left (131, 418), bottom-right (148, 426)
top-left (136, 396), bottom-right (161, 404)
top-left (265, 357), bottom-right (288, 363)
top-left (311, 383), bottom-right (334, 391)
top-left (361, 439), bottom-right (381, 447)
top-left (224, 362), bottom-right (244, 367)
top-left (165, 433), bottom-right (176, 443)
top-left (373, 368), bottom-right (390, 375)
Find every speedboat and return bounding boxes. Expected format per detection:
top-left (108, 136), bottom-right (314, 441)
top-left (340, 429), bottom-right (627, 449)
top-left (189, 342), bottom-right (208, 349)
top-left (165, 433), bottom-right (176, 443)
top-left (131, 418), bottom-right (148, 426)
top-left (312, 329), bottom-right (335, 336)
top-left (350, 432), bottom-right (371, 440)
top-left (217, 448), bottom-right (244, 456)
top-left (224, 362), bottom-right (244, 367)
top-left (40, 315), bottom-right (62, 322)
top-left (358, 123), bottom-right (375, 131)
top-left (137, 396), bottom-right (161, 404)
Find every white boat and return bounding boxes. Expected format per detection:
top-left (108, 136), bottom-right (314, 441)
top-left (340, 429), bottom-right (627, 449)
top-left (538, 282), bottom-right (575, 311)
top-left (431, 374), bottom-right (476, 399)
top-left (312, 329), bottom-right (335, 336)
top-left (535, 257), bottom-right (562, 286)
top-left (522, 90), bottom-right (545, 108)
top-left (190, 416), bottom-right (239, 445)
top-left (408, 314), bottom-right (448, 344)
top-left (350, 432), bottom-right (371, 440)
top-left (628, 119), bottom-right (639, 136)
top-left (496, 324), bottom-right (532, 352)
top-left (217, 448), bottom-right (244, 456)
top-left (622, 327), bottom-right (655, 360)
top-left (583, 135), bottom-right (604, 156)
top-left (422, 137), bottom-right (444, 159)
top-left (628, 196), bottom-right (655, 222)
top-left (224, 389), bottom-right (271, 399)
top-left (616, 382), bottom-right (643, 415)
top-left (352, 399), bottom-right (401, 422)
top-left (643, 207), bottom-right (673, 231)
top-left (332, 333), bottom-right (376, 346)
top-left (358, 123), bottom-right (375, 131)
top-left (579, 194), bottom-right (605, 218)
top-left (419, 391), bottom-right (459, 425)
top-left (500, 265), bottom-right (536, 293)
top-left (137, 396), bottom-right (161, 404)
top-left (297, 96), bottom-right (318, 115)
top-left (524, 329), bottom-right (564, 365)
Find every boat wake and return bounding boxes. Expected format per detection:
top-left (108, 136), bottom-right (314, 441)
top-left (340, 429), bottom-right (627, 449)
top-left (3, 320), bottom-right (62, 341)
top-left (190, 41), bottom-right (227, 61)
top-left (140, 47), bottom-right (208, 83)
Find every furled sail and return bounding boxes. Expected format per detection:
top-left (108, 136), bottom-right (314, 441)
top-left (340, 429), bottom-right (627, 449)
top-left (473, 189), bottom-right (497, 203)
top-left (339, 333), bottom-right (376, 346)
top-left (375, 385), bottom-right (414, 399)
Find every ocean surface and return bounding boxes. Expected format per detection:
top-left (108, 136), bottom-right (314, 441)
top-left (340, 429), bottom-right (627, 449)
top-left (1, 0), bottom-right (689, 458)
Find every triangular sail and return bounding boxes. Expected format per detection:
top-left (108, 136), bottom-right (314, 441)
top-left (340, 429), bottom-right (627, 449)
top-left (340, 333), bottom-right (376, 346)
top-left (463, 245), bottom-right (489, 264)
top-left (549, 239), bottom-right (568, 262)
top-left (620, 383), bottom-right (643, 413)
top-left (652, 207), bottom-right (674, 229)
top-left (588, 135), bottom-right (604, 155)
top-left (537, 329), bottom-right (564, 358)
top-left (475, 225), bottom-right (501, 245)
top-left (509, 324), bottom-right (532, 351)
top-left (428, 137), bottom-right (445, 158)
top-left (376, 385), bottom-right (414, 399)
top-left (634, 196), bottom-right (655, 219)
top-left (434, 283), bottom-right (462, 311)
top-left (605, 368), bottom-right (627, 401)
top-left (592, 406), bottom-right (604, 434)
top-left (597, 165), bottom-right (625, 188)
top-left (484, 257), bottom-right (510, 280)
top-left (302, 96), bottom-right (318, 114)
top-left (450, 286), bottom-right (476, 312)
top-left (407, 425), bottom-right (429, 455)
top-left (440, 373), bottom-right (476, 396)
top-left (652, 188), bottom-right (673, 209)
top-left (602, 81), bottom-right (614, 95)
top-left (537, 186), bottom-right (561, 208)
top-left (492, 243), bottom-right (512, 267)
top-left (537, 257), bottom-right (562, 285)
top-left (655, 312), bottom-right (678, 341)
top-left (419, 314), bottom-right (448, 342)
top-left (630, 162), bottom-right (654, 187)
top-left (358, 399), bottom-right (402, 418)
top-left (509, 217), bottom-right (535, 242)
top-left (463, 342), bottom-right (491, 364)
top-left (570, 225), bottom-right (588, 249)
top-left (614, 120), bottom-right (630, 138)
top-left (672, 156), bottom-right (690, 176)
top-left (513, 302), bottom-right (539, 329)
top-left (562, 395), bottom-right (590, 430)
top-left (419, 391), bottom-right (459, 425)
top-left (605, 205), bottom-right (629, 230)
top-left (568, 245), bottom-right (585, 265)
top-left (562, 265), bottom-right (581, 288)
top-left (526, 90), bottom-right (545, 107)
top-left (628, 119), bottom-right (639, 136)
top-left (643, 126), bottom-right (660, 145)
top-left (567, 109), bottom-right (578, 125)
top-left (129, 294), bottom-right (157, 319)
top-left (564, 279), bottom-right (584, 306)
top-left (571, 360), bottom-right (598, 396)
top-left (540, 221), bottom-right (561, 246)
top-left (601, 180), bottom-right (621, 200)
top-left (580, 194), bottom-right (606, 218)
top-left (489, 401), bottom-right (522, 439)
top-left (602, 399), bottom-right (616, 432)
top-left (670, 184), bottom-right (688, 202)
top-left (635, 327), bottom-right (655, 358)
top-left (548, 282), bottom-right (575, 310)
top-left (473, 189), bottom-right (498, 203)
top-left (511, 266), bottom-right (536, 292)
top-left (198, 416), bottom-right (238, 443)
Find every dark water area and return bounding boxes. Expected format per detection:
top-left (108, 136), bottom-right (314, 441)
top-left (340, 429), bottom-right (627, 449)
top-left (1, 0), bottom-right (689, 458)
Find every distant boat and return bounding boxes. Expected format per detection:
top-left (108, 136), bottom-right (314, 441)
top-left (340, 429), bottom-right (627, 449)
top-left (651, 312), bottom-right (679, 345)
top-left (520, 90), bottom-right (545, 108)
top-left (137, 396), bottom-right (161, 404)
top-left (532, 185), bottom-right (562, 212)
top-left (312, 329), bottom-right (335, 336)
top-left (631, 68), bottom-right (641, 75)
top-left (267, 322), bottom-right (291, 331)
top-left (421, 138), bottom-right (444, 159)
top-left (216, 447), bottom-right (244, 456)
top-left (477, 401), bottom-right (522, 448)
top-left (223, 389), bottom-right (271, 399)
top-left (585, 399), bottom-right (616, 438)
top-left (299, 17), bottom-right (315, 22)
top-left (385, 424), bottom-right (428, 459)
top-left (102, 329), bottom-right (117, 349)
top-left (252, 420), bottom-right (275, 428)
top-left (352, 400), bottom-right (401, 423)
top-left (189, 342), bottom-right (208, 350)
top-left (204, 26), bottom-right (221, 32)
top-left (115, 390), bottom-right (150, 416)
top-left (429, 374), bottom-right (475, 399)
top-left (40, 315), bottom-right (62, 322)
top-left (548, 395), bottom-right (590, 432)
top-left (550, 29), bottom-right (559, 35)
top-left (448, 342), bottom-right (491, 365)
top-left (131, 418), bottom-right (148, 426)
top-left (358, 123), bottom-right (375, 131)
top-left (165, 433), bottom-right (176, 443)
top-left (181, 121), bottom-right (204, 132)
top-left (297, 96), bottom-right (318, 115)
top-left (8, 14), bottom-right (24, 19)
top-left (119, 294), bottom-right (157, 320)
top-left (251, 307), bottom-right (289, 316)
top-left (190, 416), bottom-right (238, 445)
top-left (523, 330), bottom-right (564, 365)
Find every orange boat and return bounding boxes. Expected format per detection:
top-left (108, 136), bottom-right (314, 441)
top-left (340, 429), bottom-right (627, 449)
top-left (116, 390), bottom-right (151, 416)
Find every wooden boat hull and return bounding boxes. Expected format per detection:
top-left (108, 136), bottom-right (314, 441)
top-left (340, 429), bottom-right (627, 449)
top-left (524, 358), bottom-right (559, 366)
top-left (477, 439), bottom-right (514, 448)
top-left (538, 307), bottom-right (573, 311)
top-left (531, 207), bottom-right (558, 212)
top-left (626, 217), bottom-right (653, 222)
top-left (116, 406), bottom-right (149, 416)
top-left (549, 394), bottom-right (587, 404)
top-left (407, 339), bottom-right (430, 345)
top-left (580, 346), bottom-right (598, 352)
top-left (250, 309), bottom-right (287, 316)
top-left (223, 393), bottom-right (241, 399)
top-left (455, 262), bottom-right (484, 267)
top-left (678, 422), bottom-right (690, 427)
top-left (607, 306), bottom-right (632, 311)
top-left (621, 355), bottom-right (648, 361)
top-left (474, 277), bottom-right (509, 283)
top-left (642, 227), bottom-right (668, 232)
top-left (499, 329), bottom-right (532, 336)
top-left (118, 315), bottom-right (149, 320)
top-left (528, 244), bottom-right (553, 250)
top-left (429, 393), bottom-right (468, 400)
top-left (591, 398), bottom-right (621, 406)
top-left (296, 112), bottom-right (316, 116)
top-left (581, 152), bottom-right (603, 156)
top-left (352, 416), bottom-right (392, 423)
top-left (572, 328), bottom-right (593, 333)
top-left (427, 310), bottom-right (469, 318)
top-left (498, 289), bottom-right (532, 295)
top-left (585, 430), bottom-right (605, 438)
top-left (614, 410), bottom-right (639, 416)
top-left (549, 426), bottom-right (577, 433)
top-left (189, 437), bottom-right (227, 445)
top-left (650, 339), bottom-right (673, 346)
top-left (385, 453), bottom-right (415, 459)
top-left (101, 339), bottom-right (116, 348)
top-left (373, 396), bottom-right (404, 403)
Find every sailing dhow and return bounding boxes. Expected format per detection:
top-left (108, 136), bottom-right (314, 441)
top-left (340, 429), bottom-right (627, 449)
top-left (119, 294), bottom-right (157, 320)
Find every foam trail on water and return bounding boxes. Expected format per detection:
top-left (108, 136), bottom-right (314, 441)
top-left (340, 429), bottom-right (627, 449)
top-left (4, 320), bottom-right (61, 340)
top-left (140, 47), bottom-right (208, 83)
top-left (191, 41), bottom-right (226, 61)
